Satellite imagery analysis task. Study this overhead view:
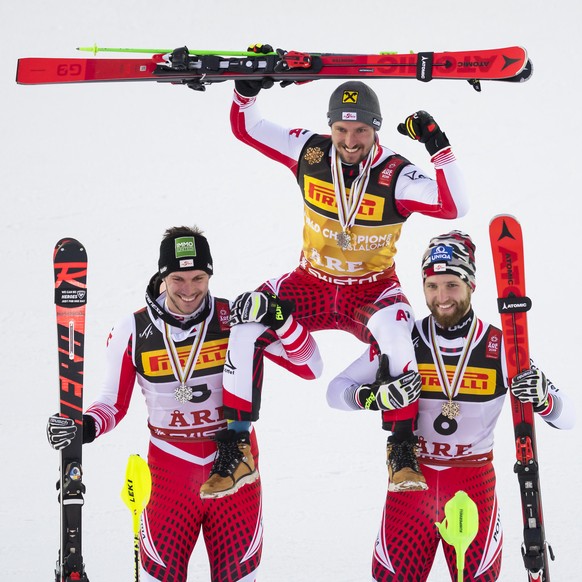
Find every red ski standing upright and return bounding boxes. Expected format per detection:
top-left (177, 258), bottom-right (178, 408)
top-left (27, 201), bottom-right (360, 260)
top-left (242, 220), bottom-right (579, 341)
top-left (489, 215), bottom-right (553, 582)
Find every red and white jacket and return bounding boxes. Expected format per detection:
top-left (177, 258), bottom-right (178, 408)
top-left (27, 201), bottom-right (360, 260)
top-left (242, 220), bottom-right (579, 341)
top-left (327, 314), bottom-right (574, 467)
top-left (85, 293), bottom-right (322, 450)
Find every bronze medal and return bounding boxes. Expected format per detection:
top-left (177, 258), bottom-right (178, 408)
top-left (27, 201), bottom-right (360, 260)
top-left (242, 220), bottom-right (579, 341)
top-left (441, 400), bottom-right (460, 420)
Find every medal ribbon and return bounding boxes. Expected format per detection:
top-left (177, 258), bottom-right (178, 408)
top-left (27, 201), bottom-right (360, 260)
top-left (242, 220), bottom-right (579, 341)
top-left (330, 142), bottom-right (378, 236)
top-left (161, 318), bottom-right (208, 389)
top-left (428, 315), bottom-right (478, 404)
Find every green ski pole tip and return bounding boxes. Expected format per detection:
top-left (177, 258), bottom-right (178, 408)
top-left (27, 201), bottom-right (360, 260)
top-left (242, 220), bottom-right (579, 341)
top-left (76, 45), bottom-right (277, 57)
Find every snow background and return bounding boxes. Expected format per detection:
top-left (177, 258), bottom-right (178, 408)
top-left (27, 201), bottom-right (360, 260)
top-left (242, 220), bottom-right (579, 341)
top-left (1, 1), bottom-right (580, 579)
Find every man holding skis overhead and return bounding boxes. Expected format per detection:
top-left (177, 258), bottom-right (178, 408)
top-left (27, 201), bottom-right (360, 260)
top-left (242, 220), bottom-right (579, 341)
top-left (47, 225), bottom-right (323, 582)
top-left (327, 230), bottom-right (574, 581)
top-left (200, 42), bottom-right (470, 498)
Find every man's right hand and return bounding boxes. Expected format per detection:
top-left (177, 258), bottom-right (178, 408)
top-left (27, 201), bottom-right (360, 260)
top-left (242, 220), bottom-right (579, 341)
top-left (235, 43), bottom-right (275, 97)
top-left (229, 291), bottom-right (295, 330)
top-left (46, 414), bottom-right (77, 450)
top-left (355, 354), bottom-right (422, 411)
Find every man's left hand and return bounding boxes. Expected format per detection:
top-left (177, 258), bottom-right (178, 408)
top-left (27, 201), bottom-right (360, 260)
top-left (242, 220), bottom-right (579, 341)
top-left (510, 368), bottom-right (549, 411)
top-left (397, 110), bottom-right (450, 156)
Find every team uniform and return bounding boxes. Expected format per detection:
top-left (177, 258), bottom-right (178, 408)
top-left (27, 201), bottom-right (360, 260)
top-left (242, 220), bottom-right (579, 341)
top-left (85, 291), bottom-right (321, 582)
top-left (225, 90), bottom-right (470, 425)
top-left (327, 310), bottom-right (574, 581)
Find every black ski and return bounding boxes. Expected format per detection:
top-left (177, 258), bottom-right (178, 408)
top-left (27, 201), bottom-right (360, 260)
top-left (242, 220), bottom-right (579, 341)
top-left (53, 238), bottom-right (89, 582)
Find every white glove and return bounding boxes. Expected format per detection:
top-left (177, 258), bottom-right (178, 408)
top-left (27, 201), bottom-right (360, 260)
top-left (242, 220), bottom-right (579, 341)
top-left (510, 368), bottom-right (549, 411)
top-left (46, 414), bottom-right (77, 450)
top-left (355, 354), bottom-right (422, 411)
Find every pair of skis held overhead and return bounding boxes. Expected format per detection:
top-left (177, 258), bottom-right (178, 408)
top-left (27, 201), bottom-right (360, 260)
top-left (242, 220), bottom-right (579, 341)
top-left (17, 44), bottom-right (533, 92)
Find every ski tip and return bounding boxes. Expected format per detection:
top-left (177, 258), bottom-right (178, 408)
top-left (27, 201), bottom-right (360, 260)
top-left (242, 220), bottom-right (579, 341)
top-left (507, 45), bottom-right (528, 63)
top-left (53, 238), bottom-right (87, 261)
top-left (501, 58), bottom-right (534, 83)
top-left (501, 46), bottom-right (529, 78)
top-left (489, 213), bottom-right (518, 225)
top-left (15, 59), bottom-right (34, 85)
top-left (55, 237), bottom-right (83, 248)
top-left (489, 214), bottom-right (523, 242)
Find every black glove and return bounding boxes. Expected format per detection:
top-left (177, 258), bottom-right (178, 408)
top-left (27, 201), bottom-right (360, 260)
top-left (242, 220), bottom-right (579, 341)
top-left (511, 368), bottom-right (549, 412)
top-left (247, 43), bottom-right (274, 54)
top-left (169, 46), bottom-right (191, 71)
top-left (46, 414), bottom-right (77, 450)
top-left (355, 354), bottom-right (422, 411)
top-left (397, 110), bottom-right (450, 156)
top-left (46, 413), bottom-right (96, 450)
top-left (229, 291), bottom-right (295, 330)
top-left (234, 43), bottom-right (275, 97)
top-left (83, 414), bottom-right (97, 443)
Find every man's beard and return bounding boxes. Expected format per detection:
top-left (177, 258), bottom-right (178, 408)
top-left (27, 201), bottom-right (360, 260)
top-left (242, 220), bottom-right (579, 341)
top-left (429, 295), bottom-right (472, 329)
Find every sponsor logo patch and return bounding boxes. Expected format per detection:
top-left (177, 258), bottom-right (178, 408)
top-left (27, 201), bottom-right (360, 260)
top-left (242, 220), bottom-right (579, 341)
top-left (378, 158), bottom-right (406, 187)
top-left (342, 90), bottom-right (358, 103)
top-left (485, 330), bottom-right (501, 359)
top-left (303, 175), bottom-right (384, 221)
top-left (174, 236), bottom-right (196, 258)
top-left (429, 244), bottom-right (453, 264)
top-left (141, 339), bottom-right (228, 376)
top-left (419, 363), bottom-right (497, 395)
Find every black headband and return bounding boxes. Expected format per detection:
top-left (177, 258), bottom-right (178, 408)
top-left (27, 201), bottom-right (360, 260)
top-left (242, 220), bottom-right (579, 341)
top-left (158, 234), bottom-right (213, 278)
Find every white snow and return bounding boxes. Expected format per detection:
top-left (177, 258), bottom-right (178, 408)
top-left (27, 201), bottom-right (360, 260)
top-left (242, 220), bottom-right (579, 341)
top-left (2, 1), bottom-right (581, 580)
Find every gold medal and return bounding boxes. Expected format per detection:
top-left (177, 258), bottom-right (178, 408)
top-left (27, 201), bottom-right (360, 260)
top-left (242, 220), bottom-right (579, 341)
top-left (442, 400), bottom-right (460, 420)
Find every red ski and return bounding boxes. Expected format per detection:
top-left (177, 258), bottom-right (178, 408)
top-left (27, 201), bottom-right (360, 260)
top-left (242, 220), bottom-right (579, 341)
top-left (489, 215), bottom-right (553, 582)
top-left (16, 46), bottom-right (531, 91)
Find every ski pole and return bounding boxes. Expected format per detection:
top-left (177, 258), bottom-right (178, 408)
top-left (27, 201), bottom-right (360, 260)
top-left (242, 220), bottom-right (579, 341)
top-left (77, 45), bottom-right (276, 57)
top-left (121, 454), bottom-right (152, 582)
top-left (75, 45), bottom-right (408, 57)
top-left (435, 490), bottom-right (479, 582)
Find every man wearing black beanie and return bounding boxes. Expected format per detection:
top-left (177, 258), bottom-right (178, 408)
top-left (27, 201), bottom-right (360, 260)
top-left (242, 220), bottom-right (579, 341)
top-left (47, 225), bottom-right (323, 581)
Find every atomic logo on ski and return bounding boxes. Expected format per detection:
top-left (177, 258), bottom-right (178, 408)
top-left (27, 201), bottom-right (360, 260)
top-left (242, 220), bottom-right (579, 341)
top-left (502, 55), bottom-right (522, 70)
top-left (495, 218), bottom-right (517, 241)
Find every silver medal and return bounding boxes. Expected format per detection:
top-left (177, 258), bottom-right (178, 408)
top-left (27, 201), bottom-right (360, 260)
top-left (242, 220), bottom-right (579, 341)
top-left (337, 230), bottom-right (352, 250)
top-left (174, 384), bottom-right (193, 404)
